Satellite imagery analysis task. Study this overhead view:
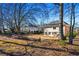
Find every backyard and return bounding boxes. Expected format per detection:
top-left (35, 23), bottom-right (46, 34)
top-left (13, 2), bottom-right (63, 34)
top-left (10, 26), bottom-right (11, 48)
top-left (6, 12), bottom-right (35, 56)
top-left (0, 34), bottom-right (79, 56)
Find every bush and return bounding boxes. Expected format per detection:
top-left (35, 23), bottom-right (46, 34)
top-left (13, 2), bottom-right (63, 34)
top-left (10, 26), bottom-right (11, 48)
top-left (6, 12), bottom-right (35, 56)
top-left (59, 40), bottom-right (66, 47)
top-left (73, 32), bottom-right (78, 37)
top-left (19, 32), bottom-right (26, 35)
top-left (33, 31), bottom-right (43, 34)
top-left (65, 32), bottom-right (78, 38)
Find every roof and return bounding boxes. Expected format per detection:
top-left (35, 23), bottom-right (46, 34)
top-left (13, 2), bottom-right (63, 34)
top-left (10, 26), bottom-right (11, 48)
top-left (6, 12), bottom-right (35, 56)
top-left (41, 20), bottom-right (69, 28)
top-left (49, 20), bottom-right (69, 25)
top-left (27, 20), bottom-right (69, 28)
top-left (75, 27), bottom-right (79, 29)
top-left (28, 24), bottom-right (38, 27)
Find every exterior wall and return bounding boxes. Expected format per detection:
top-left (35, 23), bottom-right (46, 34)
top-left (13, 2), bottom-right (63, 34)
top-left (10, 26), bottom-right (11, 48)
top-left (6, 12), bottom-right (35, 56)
top-left (21, 27), bottom-right (29, 32)
top-left (44, 25), bottom-right (70, 37)
top-left (75, 28), bottom-right (79, 33)
top-left (63, 26), bottom-right (65, 35)
top-left (44, 27), bottom-right (60, 36)
top-left (21, 27), bottom-right (42, 33)
top-left (63, 25), bottom-right (70, 36)
top-left (28, 27), bottom-right (39, 32)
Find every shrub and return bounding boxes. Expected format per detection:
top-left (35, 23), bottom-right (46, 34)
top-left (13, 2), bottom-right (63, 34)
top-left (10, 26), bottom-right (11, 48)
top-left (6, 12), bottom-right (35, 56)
top-left (33, 31), bottom-right (43, 34)
top-left (59, 39), bottom-right (68, 47)
top-left (65, 32), bottom-right (78, 38)
top-left (73, 32), bottom-right (78, 37)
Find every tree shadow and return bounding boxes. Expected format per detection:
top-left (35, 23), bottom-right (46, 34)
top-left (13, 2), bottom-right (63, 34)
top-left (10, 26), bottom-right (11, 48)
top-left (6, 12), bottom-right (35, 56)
top-left (63, 47), bottom-right (79, 55)
top-left (0, 34), bottom-right (42, 42)
top-left (69, 51), bottom-right (79, 55)
top-left (72, 44), bottom-right (79, 46)
top-left (15, 36), bottom-right (41, 42)
top-left (0, 49), bottom-right (14, 56)
top-left (0, 39), bottom-right (79, 55)
top-left (0, 49), bottom-right (32, 56)
top-left (0, 40), bottom-right (66, 53)
top-left (66, 42), bottom-right (79, 46)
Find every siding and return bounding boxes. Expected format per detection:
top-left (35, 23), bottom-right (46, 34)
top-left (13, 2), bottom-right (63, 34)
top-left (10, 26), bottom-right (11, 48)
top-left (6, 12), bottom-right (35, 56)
top-left (64, 25), bottom-right (70, 36)
top-left (28, 27), bottom-right (38, 32)
top-left (44, 25), bottom-right (69, 36)
top-left (44, 27), bottom-right (60, 36)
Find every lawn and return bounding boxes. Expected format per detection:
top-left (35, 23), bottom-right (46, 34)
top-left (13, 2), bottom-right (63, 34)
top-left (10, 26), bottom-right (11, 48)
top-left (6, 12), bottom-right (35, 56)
top-left (0, 34), bottom-right (79, 56)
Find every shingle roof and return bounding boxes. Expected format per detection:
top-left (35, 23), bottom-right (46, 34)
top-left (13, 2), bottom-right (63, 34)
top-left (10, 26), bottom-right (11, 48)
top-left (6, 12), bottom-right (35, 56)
top-left (49, 20), bottom-right (60, 25)
top-left (27, 20), bottom-right (69, 28)
top-left (28, 23), bottom-right (38, 27)
top-left (41, 20), bottom-right (69, 28)
top-left (49, 20), bottom-right (69, 25)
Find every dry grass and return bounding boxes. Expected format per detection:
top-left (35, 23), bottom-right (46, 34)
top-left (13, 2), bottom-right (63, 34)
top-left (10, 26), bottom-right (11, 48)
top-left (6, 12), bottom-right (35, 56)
top-left (26, 34), bottom-right (59, 40)
top-left (0, 34), bottom-right (79, 56)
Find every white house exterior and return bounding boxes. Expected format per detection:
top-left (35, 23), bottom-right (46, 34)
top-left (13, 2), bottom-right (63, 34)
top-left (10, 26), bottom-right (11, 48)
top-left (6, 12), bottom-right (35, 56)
top-left (74, 27), bottom-right (79, 33)
top-left (26, 24), bottom-right (42, 33)
top-left (43, 20), bottom-right (70, 37)
top-left (28, 27), bottom-right (39, 33)
top-left (24, 20), bottom-right (69, 38)
top-left (44, 27), bottom-right (60, 36)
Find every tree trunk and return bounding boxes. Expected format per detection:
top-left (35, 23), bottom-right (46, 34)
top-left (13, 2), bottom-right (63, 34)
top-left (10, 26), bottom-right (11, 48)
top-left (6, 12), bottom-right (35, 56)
top-left (72, 4), bottom-right (75, 39)
top-left (69, 3), bottom-right (75, 44)
top-left (59, 3), bottom-right (64, 40)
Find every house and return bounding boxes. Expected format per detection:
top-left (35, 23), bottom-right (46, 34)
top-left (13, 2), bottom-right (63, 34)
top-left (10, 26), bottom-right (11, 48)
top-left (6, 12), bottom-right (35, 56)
top-left (20, 23), bottom-right (43, 34)
top-left (74, 27), bottom-right (79, 33)
top-left (43, 20), bottom-right (70, 37)
top-left (23, 20), bottom-right (70, 38)
top-left (26, 24), bottom-right (42, 33)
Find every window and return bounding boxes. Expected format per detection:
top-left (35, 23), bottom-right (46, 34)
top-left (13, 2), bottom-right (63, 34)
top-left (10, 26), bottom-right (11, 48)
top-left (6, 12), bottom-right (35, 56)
top-left (49, 32), bottom-right (51, 35)
top-left (54, 32), bottom-right (57, 34)
top-left (53, 27), bottom-right (56, 29)
top-left (52, 32), bottom-right (57, 34)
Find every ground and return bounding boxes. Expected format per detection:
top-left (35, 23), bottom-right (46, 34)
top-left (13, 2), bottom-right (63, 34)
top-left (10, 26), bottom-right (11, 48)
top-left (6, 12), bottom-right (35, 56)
top-left (0, 34), bottom-right (79, 56)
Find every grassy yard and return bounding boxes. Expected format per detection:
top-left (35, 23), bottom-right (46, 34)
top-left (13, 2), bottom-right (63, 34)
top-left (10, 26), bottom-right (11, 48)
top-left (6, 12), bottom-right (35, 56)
top-left (0, 34), bottom-right (79, 56)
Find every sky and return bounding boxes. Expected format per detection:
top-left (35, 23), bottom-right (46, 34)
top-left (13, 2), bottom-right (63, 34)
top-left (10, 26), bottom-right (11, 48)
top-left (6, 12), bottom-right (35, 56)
top-left (28, 3), bottom-right (79, 26)
top-left (46, 3), bottom-right (79, 27)
top-left (1, 3), bottom-right (79, 27)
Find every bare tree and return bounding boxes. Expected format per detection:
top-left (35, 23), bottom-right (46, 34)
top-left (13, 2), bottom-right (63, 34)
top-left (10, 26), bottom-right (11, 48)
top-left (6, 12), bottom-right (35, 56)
top-left (0, 4), bottom-right (5, 33)
top-left (2, 3), bottom-right (49, 34)
top-left (59, 3), bottom-right (64, 40)
top-left (69, 3), bottom-right (76, 44)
